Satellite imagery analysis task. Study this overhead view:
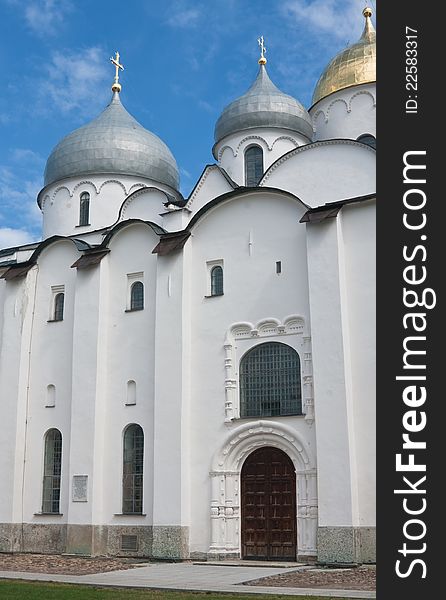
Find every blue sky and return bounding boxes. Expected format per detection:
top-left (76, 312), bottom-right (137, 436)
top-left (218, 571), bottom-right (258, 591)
top-left (0, 0), bottom-right (376, 248)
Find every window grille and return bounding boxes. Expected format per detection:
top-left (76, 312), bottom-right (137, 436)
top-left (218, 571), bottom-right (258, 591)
top-left (245, 146), bottom-right (264, 186)
top-left (210, 266), bottom-right (223, 296)
top-left (121, 534), bottom-right (138, 551)
top-left (130, 282), bottom-right (144, 310)
top-left (42, 429), bottom-right (62, 513)
top-left (122, 424), bottom-right (144, 514)
top-left (79, 192), bottom-right (90, 226)
top-left (54, 293), bottom-right (64, 321)
top-left (240, 342), bottom-right (302, 417)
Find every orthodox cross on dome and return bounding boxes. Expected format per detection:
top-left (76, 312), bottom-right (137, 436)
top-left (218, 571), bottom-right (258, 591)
top-left (110, 51), bottom-right (124, 93)
top-left (257, 36), bottom-right (267, 65)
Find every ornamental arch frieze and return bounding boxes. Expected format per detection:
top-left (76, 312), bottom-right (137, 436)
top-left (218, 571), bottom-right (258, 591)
top-left (223, 316), bottom-right (315, 424)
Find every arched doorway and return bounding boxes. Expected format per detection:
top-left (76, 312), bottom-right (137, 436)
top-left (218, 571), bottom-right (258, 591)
top-left (241, 446), bottom-right (297, 560)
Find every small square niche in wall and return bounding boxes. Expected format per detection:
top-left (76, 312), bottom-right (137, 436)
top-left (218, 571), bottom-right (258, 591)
top-left (276, 261), bottom-right (282, 274)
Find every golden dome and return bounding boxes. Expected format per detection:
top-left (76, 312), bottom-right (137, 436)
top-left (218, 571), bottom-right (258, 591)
top-left (312, 7), bottom-right (376, 106)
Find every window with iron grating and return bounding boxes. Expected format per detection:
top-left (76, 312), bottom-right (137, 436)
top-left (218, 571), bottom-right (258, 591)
top-left (79, 192), bottom-right (90, 226)
top-left (245, 145), bottom-right (264, 186)
top-left (239, 342), bottom-right (302, 417)
top-left (42, 429), bottom-right (62, 513)
top-left (122, 424), bottom-right (144, 514)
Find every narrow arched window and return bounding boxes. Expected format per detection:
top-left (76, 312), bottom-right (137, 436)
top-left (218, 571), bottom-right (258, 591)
top-left (42, 429), bottom-right (62, 513)
top-left (54, 293), bottom-right (64, 321)
top-left (79, 192), bottom-right (90, 226)
top-left (357, 134), bottom-right (376, 149)
top-left (240, 342), bottom-right (302, 417)
top-left (210, 266), bottom-right (223, 296)
top-left (245, 145), bottom-right (264, 186)
top-left (122, 424), bottom-right (144, 514)
top-left (130, 281), bottom-right (144, 311)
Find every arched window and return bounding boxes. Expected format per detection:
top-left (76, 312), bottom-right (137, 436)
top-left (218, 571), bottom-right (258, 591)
top-left (130, 282), bottom-right (144, 311)
top-left (42, 429), bottom-right (62, 513)
top-left (357, 134), bottom-right (376, 149)
top-left (240, 342), bottom-right (302, 417)
top-left (210, 266), bottom-right (223, 296)
top-left (79, 192), bottom-right (90, 226)
top-left (122, 424), bottom-right (144, 514)
top-left (54, 293), bottom-right (64, 321)
top-left (245, 145), bottom-right (264, 186)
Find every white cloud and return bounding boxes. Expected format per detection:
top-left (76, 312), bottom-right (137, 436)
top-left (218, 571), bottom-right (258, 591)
top-left (0, 227), bottom-right (35, 248)
top-left (0, 165), bottom-right (42, 245)
top-left (24, 0), bottom-right (72, 36)
top-left (38, 46), bottom-right (109, 116)
top-left (167, 7), bottom-right (201, 28)
top-left (282, 0), bottom-right (373, 42)
top-left (180, 167), bottom-right (191, 179)
top-left (11, 148), bottom-right (44, 165)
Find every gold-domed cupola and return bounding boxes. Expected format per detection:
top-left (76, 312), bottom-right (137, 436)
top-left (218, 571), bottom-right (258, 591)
top-left (312, 7), bottom-right (376, 106)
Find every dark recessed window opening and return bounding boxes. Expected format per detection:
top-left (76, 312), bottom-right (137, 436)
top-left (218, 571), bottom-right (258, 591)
top-left (210, 265), bottom-right (223, 296)
top-left (276, 261), bottom-right (282, 274)
top-left (240, 342), bottom-right (302, 418)
top-left (53, 292), bottom-right (64, 321)
top-left (357, 134), bottom-right (376, 149)
top-left (42, 428), bottom-right (62, 514)
top-left (122, 424), bottom-right (144, 514)
top-left (130, 281), bottom-right (144, 311)
top-left (245, 145), bottom-right (264, 186)
top-left (79, 192), bottom-right (90, 226)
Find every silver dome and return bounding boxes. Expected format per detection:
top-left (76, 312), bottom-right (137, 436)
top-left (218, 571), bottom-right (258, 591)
top-left (214, 64), bottom-right (313, 145)
top-left (44, 92), bottom-right (179, 190)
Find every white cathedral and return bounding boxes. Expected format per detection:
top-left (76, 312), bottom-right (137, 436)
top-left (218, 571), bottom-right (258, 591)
top-left (0, 9), bottom-right (376, 564)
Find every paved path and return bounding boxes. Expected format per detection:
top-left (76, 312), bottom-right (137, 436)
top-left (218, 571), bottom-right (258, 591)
top-left (0, 563), bottom-right (376, 598)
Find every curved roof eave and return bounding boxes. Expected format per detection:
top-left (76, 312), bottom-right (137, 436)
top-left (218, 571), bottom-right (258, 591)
top-left (259, 138), bottom-right (376, 186)
top-left (186, 186), bottom-right (310, 232)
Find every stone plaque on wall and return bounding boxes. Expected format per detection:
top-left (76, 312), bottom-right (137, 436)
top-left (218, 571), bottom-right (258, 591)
top-left (72, 475), bottom-right (88, 502)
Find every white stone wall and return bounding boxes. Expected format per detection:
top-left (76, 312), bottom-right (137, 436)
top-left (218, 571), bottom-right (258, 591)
top-left (214, 127), bottom-right (310, 187)
top-left (185, 191), bottom-right (318, 556)
top-left (310, 83), bottom-right (376, 142)
top-left (39, 174), bottom-right (181, 239)
top-left (305, 199), bottom-right (376, 531)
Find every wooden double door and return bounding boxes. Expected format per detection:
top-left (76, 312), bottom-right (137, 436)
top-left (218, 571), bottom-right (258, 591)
top-left (241, 446), bottom-right (297, 560)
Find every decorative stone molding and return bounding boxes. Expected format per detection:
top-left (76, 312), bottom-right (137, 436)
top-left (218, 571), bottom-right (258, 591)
top-left (271, 135), bottom-right (300, 150)
top-left (128, 183), bottom-right (147, 194)
top-left (234, 135), bottom-right (269, 156)
top-left (223, 316), bottom-right (313, 423)
top-left (209, 421), bottom-right (318, 557)
top-left (327, 97), bottom-right (350, 116)
top-left (51, 185), bottom-right (71, 202)
top-left (41, 194), bottom-right (51, 210)
top-left (98, 179), bottom-right (128, 195)
top-left (217, 145), bottom-right (237, 161)
top-left (217, 134), bottom-right (300, 163)
top-left (260, 139), bottom-right (376, 186)
top-left (185, 165), bottom-right (221, 211)
top-left (48, 178), bottom-right (150, 203)
top-left (311, 89), bottom-right (376, 126)
top-left (119, 187), bottom-right (163, 221)
top-left (72, 180), bottom-right (100, 195)
top-left (348, 89), bottom-right (376, 112)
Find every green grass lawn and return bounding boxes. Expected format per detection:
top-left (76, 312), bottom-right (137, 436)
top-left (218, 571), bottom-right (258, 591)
top-left (0, 580), bottom-right (360, 600)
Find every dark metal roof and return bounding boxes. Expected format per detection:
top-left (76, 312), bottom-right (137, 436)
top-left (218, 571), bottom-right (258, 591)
top-left (152, 232), bottom-right (191, 256)
top-left (0, 263), bottom-right (34, 280)
top-left (71, 250), bottom-right (110, 269)
top-left (299, 193), bottom-right (375, 223)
